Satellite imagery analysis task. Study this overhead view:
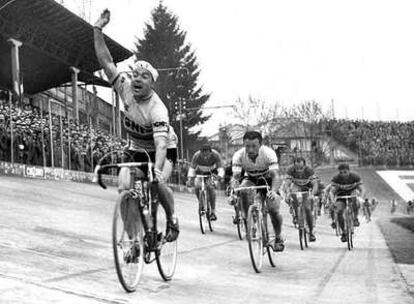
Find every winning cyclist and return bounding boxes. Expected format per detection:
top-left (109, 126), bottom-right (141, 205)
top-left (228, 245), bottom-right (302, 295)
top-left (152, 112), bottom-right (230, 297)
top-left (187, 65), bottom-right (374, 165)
top-left (94, 9), bottom-right (179, 241)
top-left (186, 144), bottom-right (225, 221)
top-left (329, 163), bottom-right (365, 242)
top-left (229, 131), bottom-right (285, 251)
top-left (283, 157), bottom-right (318, 242)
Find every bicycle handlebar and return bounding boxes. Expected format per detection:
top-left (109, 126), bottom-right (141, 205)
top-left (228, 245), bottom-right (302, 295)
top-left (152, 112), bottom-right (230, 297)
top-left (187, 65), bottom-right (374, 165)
top-left (233, 185), bottom-right (269, 192)
top-left (335, 195), bottom-right (358, 199)
top-left (94, 162), bottom-right (154, 190)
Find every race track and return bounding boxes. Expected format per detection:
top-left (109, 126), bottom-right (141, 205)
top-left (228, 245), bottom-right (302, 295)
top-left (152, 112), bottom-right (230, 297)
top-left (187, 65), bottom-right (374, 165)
top-left (0, 176), bottom-right (412, 304)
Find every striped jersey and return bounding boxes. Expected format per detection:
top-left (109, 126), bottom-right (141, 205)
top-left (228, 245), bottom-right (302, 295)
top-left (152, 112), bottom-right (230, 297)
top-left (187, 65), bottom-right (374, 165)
top-left (112, 72), bottom-right (177, 151)
top-left (232, 145), bottom-right (279, 177)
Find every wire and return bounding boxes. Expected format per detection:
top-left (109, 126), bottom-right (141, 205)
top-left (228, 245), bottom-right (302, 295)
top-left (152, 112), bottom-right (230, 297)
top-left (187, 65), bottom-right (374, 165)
top-left (0, 0), bottom-right (19, 13)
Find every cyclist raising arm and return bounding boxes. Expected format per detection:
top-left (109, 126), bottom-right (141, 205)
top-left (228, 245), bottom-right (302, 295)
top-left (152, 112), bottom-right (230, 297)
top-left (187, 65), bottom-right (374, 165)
top-left (186, 144), bottom-right (225, 221)
top-left (230, 131), bottom-right (285, 251)
top-left (329, 163), bottom-right (365, 242)
top-left (93, 10), bottom-right (179, 241)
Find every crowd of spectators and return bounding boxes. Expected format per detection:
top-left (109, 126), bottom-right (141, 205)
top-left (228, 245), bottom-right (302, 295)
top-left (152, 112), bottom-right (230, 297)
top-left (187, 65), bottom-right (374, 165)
top-left (2, 99), bottom-right (414, 174)
top-left (322, 119), bottom-right (414, 166)
top-left (0, 100), bottom-right (125, 172)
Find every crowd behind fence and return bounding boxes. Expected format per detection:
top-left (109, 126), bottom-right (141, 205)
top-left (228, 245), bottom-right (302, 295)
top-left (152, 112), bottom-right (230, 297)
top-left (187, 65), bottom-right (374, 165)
top-left (0, 100), bottom-right (125, 172)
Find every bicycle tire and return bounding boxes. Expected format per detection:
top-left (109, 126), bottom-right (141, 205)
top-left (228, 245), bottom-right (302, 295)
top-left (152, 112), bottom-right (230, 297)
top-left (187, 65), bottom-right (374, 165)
top-left (264, 213), bottom-right (276, 267)
top-left (155, 204), bottom-right (178, 281)
top-left (206, 191), bottom-right (214, 232)
top-left (247, 204), bottom-right (263, 273)
top-left (198, 191), bottom-right (207, 234)
top-left (346, 210), bottom-right (352, 250)
top-left (113, 191), bottom-right (144, 292)
top-left (298, 207), bottom-right (305, 250)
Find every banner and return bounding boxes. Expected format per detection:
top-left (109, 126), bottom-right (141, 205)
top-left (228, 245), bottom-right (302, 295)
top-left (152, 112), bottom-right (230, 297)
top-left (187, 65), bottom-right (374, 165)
top-left (25, 166), bottom-right (44, 178)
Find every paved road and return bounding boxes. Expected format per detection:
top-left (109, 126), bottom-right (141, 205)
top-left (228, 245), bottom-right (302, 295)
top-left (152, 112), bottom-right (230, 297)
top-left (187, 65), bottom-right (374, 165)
top-left (0, 176), bottom-right (412, 304)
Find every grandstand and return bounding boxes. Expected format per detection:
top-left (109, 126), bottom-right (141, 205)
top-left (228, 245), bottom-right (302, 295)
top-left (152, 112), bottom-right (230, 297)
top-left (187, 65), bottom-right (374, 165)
top-left (0, 0), bottom-right (132, 172)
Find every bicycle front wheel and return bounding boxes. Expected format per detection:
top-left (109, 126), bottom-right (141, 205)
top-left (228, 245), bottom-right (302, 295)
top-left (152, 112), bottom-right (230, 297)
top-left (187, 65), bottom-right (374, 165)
top-left (113, 191), bottom-right (144, 292)
top-left (155, 204), bottom-right (178, 281)
top-left (247, 204), bottom-right (263, 273)
top-left (198, 191), bottom-right (207, 234)
top-left (346, 210), bottom-right (353, 250)
top-left (298, 207), bottom-right (305, 250)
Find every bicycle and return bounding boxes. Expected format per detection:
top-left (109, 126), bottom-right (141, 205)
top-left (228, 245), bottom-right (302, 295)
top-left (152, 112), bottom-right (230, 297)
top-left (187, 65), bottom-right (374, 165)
top-left (335, 195), bottom-right (357, 250)
top-left (234, 184), bottom-right (276, 273)
top-left (196, 174), bottom-right (217, 234)
top-left (290, 190), bottom-right (311, 250)
top-left (95, 153), bottom-right (178, 292)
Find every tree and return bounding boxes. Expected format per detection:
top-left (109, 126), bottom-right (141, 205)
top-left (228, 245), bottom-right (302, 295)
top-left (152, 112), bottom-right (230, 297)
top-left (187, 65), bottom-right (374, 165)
top-left (134, 3), bottom-right (210, 159)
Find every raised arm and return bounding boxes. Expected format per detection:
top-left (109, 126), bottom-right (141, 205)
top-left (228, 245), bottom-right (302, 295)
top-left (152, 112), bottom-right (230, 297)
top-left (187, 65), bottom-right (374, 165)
top-left (93, 9), bottom-right (118, 82)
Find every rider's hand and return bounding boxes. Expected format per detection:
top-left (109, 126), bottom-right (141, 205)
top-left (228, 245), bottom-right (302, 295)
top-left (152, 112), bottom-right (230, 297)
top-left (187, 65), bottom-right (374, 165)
top-left (186, 178), bottom-right (194, 188)
top-left (94, 9), bottom-right (111, 29)
top-left (267, 190), bottom-right (278, 201)
top-left (230, 179), bottom-right (240, 190)
top-left (154, 168), bottom-right (164, 183)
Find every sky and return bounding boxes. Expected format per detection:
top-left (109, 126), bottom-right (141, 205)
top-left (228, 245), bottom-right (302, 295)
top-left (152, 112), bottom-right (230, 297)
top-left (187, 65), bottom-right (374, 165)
top-left (61, 0), bottom-right (414, 135)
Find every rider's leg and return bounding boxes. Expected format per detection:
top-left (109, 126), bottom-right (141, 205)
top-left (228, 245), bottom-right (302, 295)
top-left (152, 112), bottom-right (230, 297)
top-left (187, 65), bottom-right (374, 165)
top-left (335, 200), bottom-right (345, 230)
top-left (351, 196), bottom-right (360, 226)
top-left (118, 167), bottom-right (145, 239)
top-left (156, 159), bottom-right (179, 241)
top-left (194, 177), bottom-right (203, 210)
top-left (207, 184), bottom-right (217, 220)
top-left (267, 194), bottom-right (285, 251)
top-left (240, 179), bottom-right (255, 218)
top-left (304, 198), bottom-right (316, 240)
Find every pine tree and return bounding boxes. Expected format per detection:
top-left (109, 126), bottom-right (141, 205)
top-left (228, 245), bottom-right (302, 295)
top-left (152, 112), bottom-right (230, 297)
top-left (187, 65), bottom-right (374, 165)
top-left (134, 3), bottom-right (210, 160)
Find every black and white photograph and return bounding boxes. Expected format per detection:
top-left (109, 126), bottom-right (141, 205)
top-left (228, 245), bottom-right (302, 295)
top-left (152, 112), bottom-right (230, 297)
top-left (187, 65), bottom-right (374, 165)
top-left (0, 0), bottom-right (413, 303)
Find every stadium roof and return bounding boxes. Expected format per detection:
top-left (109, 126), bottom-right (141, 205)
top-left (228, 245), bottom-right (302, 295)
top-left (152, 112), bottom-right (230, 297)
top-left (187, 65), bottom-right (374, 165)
top-left (0, 0), bottom-right (133, 94)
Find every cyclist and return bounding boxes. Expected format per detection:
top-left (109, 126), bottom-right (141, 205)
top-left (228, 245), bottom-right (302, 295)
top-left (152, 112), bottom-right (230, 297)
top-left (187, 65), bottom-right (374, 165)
top-left (229, 130), bottom-right (285, 251)
top-left (362, 198), bottom-right (372, 222)
top-left (315, 178), bottom-right (326, 216)
top-left (329, 163), bottom-right (365, 242)
top-left (94, 10), bottom-right (179, 241)
top-left (186, 144), bottom-right (225, 221)
top-left (284, 157), bottom-right (318, 242)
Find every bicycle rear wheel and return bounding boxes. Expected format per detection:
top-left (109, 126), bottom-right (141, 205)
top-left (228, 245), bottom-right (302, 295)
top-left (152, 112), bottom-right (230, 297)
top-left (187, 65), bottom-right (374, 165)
top-left (247, 204), bottom-right (263, 273)
top-left (198, 191), bottom-right (207, 234)
top-left (155, 204), bottom-right (178, 281)
top-left (113, 191), bottom-right (144, 292)
top-left (264, 213), bottom-right (276, 267)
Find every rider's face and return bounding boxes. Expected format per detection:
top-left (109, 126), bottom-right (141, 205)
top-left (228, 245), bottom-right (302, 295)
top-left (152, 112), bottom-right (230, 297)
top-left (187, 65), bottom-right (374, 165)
top-left (294, 160), bottom-right (305, 171)
top-left (339, 169), bottom-right (350, 177)
top-left (201, 149), bottom-right (211, 158)
top-left (244, 138), bottom-right (261, 159)
top-left (130, 68), bottom-right (153, 100)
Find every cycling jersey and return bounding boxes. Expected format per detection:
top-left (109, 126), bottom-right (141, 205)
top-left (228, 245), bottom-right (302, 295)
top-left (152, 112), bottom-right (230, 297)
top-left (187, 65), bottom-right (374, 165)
top-left (331, 172), bottom-right (362, 196)
top-left (285, 166), bottom-right (316, 189)
top-left (232, 145), bottom-right (278, 177)
top-left (113, 72), bottom-right (178, 151)
top-left (188, 149), bottom-right (223, 176)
